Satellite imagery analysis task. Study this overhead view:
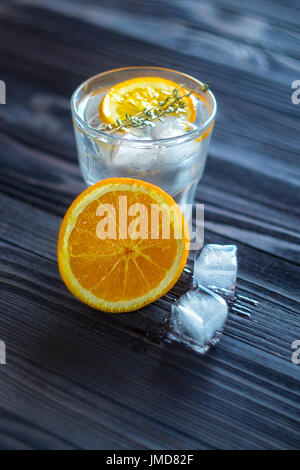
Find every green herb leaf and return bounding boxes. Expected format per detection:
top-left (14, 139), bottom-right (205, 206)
top-left (100, 82), bottom-right (211, 134)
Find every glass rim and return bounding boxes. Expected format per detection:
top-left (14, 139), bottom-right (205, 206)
top-left (71, 66), bottom-right (217, 146)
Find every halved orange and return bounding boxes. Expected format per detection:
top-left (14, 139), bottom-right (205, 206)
top-left (57, 178), bottom-right (190, 313)
top-left (99, 76), bottom-right (196, 125)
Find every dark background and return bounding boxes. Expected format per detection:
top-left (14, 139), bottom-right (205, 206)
top-left (0, 0), bottom-right (299, 450)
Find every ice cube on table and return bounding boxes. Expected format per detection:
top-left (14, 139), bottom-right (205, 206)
top-left (170, 288), bottom-right (228, 354)
top-left (193, 244), bottom-right (237, 294)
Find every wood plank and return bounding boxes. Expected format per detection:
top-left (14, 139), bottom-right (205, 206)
top-left (0, 0), bottom-right (299, 450)
top-left (0, 240), bottom-right (299, 449)
top-left (1, 118), bottom-right (299, 263)
top-left (1, 193), bottom-right (300, 354)
top-left (7, 0), bottom-right (300, 85)
top-left (0, 2), bottom-right (299, 116)
top-left (0, 408), bottom-right (75, 450)
top-left (0, 69), bottom-right (299, 234)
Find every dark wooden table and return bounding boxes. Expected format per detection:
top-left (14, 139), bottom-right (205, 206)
top-left (0, 0), bottom-right (299, 450)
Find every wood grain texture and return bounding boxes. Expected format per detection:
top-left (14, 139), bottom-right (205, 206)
top-left (0, 0), bottom-right (299, 449)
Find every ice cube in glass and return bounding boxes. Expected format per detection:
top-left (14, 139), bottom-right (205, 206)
top-left (71, 67), bottom-right (217, 214)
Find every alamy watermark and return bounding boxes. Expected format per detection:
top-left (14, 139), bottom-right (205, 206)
top-left (0, 341), bottom-right (6, 364)
top-left (95, 196), bottom-right (204, 250)
top-left (0, 80), bottom-right (6, 104)
top-left (291, 340), bottom-right (300, 365)
top-left (291, 80), bottom-right (300, 105)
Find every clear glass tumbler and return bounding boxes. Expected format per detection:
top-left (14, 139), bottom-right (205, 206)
top-left (71, 67), bottom-right (217, 217)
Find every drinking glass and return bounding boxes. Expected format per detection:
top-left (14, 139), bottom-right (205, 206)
top-left (71, 67), bottom-right (217, 217)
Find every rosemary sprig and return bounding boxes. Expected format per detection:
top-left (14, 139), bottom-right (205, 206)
top-left (100, 82), bottom-right (210, 134)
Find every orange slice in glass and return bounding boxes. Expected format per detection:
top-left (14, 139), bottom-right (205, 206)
top-left (57, 178), bottom-right (190, 312)
top-left (99, 76), bottom-right (196, 125)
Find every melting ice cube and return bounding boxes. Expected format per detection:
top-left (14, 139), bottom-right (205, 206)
top-left (170, 288), bottom-right (228, 353)
top-left (151, 116), bottom-right (188, 139)
top-left (193, 244), bottom-right (237, 293)
top-left (110, 133), bottom-right (157, 169)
